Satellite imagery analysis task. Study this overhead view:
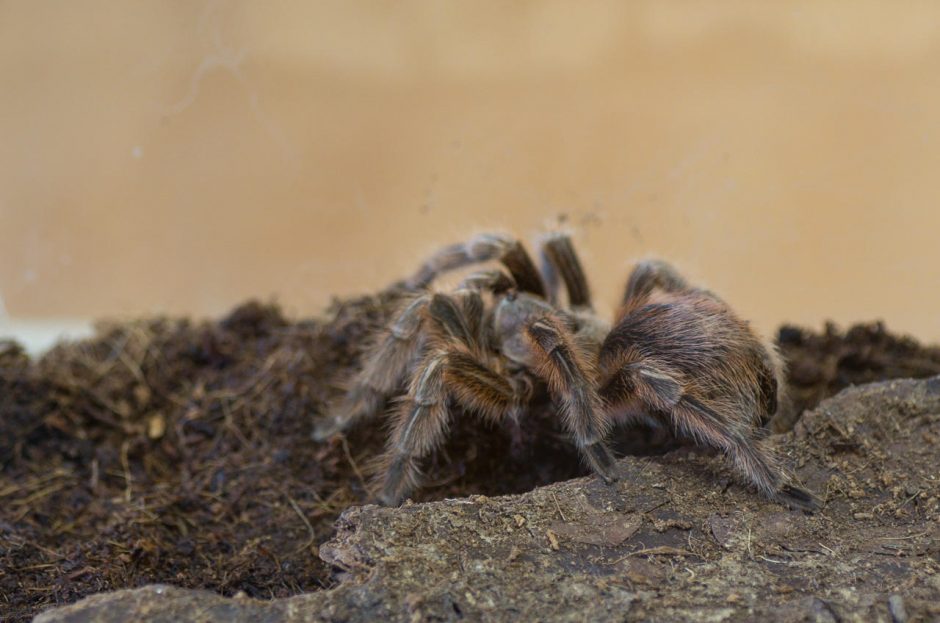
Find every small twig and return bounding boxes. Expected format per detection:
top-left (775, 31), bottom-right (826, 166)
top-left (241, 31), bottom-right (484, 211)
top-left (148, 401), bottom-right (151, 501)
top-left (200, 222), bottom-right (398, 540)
top-left (340, 436), bottom-right (368, 493)
top-left (286, 494), bottom-right (317, 554)
top-left (13, 482), bottom-right (68, 507)
top-left (117, 347), bottom-right (147, 387)
top-left (780, 543), bottom-right (826, 556)
top-left (897, 490), bottom-right (921, 509)
top-left (844, 459), bottom-right (872, 476)
top-left (0, 483), bottom-right (21, 498)
top-left (550, 492), bottom-right (568, 522)
top-left (881, 530), bottom-right (929, 540)
top-left (643, 499), bottom-right (669, 514)
top-left (607, 546), bottom-right (699, 564)
top-left (221, 400), bottom-right (251, 448)
top-left (120, 440), bottom-right (133, 502)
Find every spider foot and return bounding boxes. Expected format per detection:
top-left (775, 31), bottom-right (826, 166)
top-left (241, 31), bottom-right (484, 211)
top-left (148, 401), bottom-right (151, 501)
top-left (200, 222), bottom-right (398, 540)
top-left (584, 440), bottom-right (618, 485)
top-left (777, 483), bottom-right (820, 512)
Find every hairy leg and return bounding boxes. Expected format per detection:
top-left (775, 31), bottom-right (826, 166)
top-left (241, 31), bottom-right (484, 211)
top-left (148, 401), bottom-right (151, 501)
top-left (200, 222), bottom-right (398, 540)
top-left (539, 233), bottom-right (592, 308)
top-left (378, 291), bottom-right (522, 504)
top-left (525, 316), bottom-right (617, 482)
top-left (316, 287), bottom-right (490, 442)
top-left (761, 340), bottom-right (802, 433)
top-left (457, 269), bottom-right (516, 296)
top-left (668, 396), bottom-right (810, 505)
top-left (601, 359), bottom-right (815, 510)
top-left (312, 294), bottom-right (430, 440)
top-left (620, 259), bottom-right (690, 311)
top-left (377, 347), bottom-right (521, 505)
top-left (672, 397), bottom-right (776, 485)
top-left (377, 350), bottom-right (450, 505)
top-left (406, 233), bottom-right (545, 297)
top-left (427, 292), bottom-right (477, 348)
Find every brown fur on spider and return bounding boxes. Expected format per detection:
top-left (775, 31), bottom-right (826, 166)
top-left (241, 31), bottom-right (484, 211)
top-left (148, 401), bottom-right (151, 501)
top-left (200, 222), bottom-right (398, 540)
top-left (313, 233), bottom-right (817, 511)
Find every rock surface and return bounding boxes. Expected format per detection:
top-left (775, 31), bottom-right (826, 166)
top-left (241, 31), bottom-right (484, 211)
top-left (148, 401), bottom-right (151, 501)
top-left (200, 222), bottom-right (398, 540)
top-left (35, 377), bottom-right (940, 623)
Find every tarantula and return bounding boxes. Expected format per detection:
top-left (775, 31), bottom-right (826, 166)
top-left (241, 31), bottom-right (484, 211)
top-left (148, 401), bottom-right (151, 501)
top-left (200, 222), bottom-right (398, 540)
top-left (314, 233), bottom-right (815, 510)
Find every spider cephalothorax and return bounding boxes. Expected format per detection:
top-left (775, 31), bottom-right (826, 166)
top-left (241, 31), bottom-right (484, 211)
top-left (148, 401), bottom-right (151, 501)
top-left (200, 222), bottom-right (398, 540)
top-left (314, 233), bottom-right (815, 510)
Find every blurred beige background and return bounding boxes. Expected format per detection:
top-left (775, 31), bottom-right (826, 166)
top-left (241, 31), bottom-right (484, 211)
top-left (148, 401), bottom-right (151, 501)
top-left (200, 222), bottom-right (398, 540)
top-left (1, 1), bottom-right (939, 349)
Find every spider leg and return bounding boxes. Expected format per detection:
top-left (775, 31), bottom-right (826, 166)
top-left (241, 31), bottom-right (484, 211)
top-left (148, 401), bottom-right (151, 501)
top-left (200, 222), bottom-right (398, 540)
top-left (620, 259), bottom-right (689, 309)
top-left (599, 358), bottom-right (817, 510)
top-left (427, 292), bottom-right (476, 347)
top-left (539, 233), bottom-right (592, 308)
top-left (378, 347), bottom-right (521, 505)
top-left (312, 294), bottom-right (430, 440)
top-left (671, 395), bottom-right (780, 493)
top-left (672, 397), bottom-right (816, 509)
top-left (457, 269), bottom-right (516, 296)
top-left (378, 350), bottom-right (450, 505)
top-left (598, 354), bottom-right (683, 416)
top-left (524, 316), bottom-right (617, 483)
top-left (444, 349), bottom-right (523, 425)
top-left (406, 233), bottom-right (546, 297)
top-left (761, 341), bottom-right (801, 432)
top-left (755, 347), bottom-right (781, 419)
top-left (378, 292), bottom-right (522, 505)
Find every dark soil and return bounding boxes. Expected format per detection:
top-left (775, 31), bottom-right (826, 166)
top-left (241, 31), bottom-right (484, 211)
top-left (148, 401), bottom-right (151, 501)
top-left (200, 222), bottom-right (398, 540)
top-left (777, 321), bottom-right (940, 428)
top-left (2, 289), bottom-right (940, 622)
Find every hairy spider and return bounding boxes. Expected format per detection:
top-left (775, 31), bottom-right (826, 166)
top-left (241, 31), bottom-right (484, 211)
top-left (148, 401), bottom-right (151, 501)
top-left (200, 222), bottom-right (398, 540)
top-left (314, 233), bottom-right (815, 510)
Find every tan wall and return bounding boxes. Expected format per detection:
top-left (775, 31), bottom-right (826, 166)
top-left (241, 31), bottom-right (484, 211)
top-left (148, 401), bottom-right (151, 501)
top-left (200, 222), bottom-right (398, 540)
top-left (1, 1), bottom-right (939, 340)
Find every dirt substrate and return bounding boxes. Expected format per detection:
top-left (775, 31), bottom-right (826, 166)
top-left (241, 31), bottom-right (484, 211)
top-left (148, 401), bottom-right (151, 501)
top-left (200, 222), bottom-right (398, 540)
top-left (2, 290), bottom-right (940, 622)
top-left (34, 376), bottom-right (940, 622)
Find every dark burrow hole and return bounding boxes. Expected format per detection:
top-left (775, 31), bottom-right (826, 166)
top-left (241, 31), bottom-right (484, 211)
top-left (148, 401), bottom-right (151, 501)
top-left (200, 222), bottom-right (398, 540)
top-left (2, 291), bottom-right (940, 622)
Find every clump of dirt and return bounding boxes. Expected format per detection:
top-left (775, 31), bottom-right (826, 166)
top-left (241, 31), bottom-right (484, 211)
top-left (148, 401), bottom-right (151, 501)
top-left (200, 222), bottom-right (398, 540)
top-left (775, 321), bottom-right (940, 430)
top-left (1, 291), bottom-right (939, 622)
